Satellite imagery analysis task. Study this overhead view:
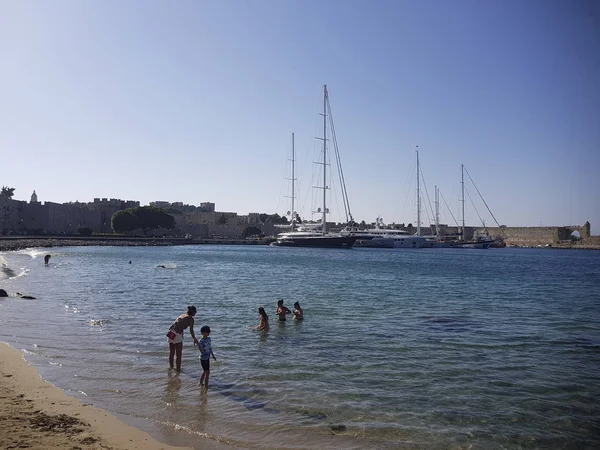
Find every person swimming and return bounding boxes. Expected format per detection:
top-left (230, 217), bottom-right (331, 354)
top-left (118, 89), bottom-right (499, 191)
top-left (276, 299), bottom-right (291, 322)
top-left (293, 301), bottom-right (303, 320)
top-left (0, 290), bottom-right (36, 299)
top-left (256, 307), bottom-right (269, 331)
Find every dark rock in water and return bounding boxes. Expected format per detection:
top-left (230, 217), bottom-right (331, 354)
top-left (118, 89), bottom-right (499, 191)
top-left (243, 399), bottom-right (266, 410)
top-left (329, 424), bottom-right (347, 432)
top-left (0, 289), bottom-right (8, 297)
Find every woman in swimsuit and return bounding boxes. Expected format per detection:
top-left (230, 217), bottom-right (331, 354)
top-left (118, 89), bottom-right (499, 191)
top-left (293, 301), bottom-right (303, 320)
top-left (256, 307), bottom-right (269, 331)
top-left (167, 305), bottom-right (199, 371)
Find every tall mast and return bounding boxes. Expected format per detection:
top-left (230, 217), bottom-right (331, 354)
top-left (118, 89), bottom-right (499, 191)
top-left (416, 146), bottom-right (420, 236)
top-left (461, 164), bottom-right (465, 241)
top-left (435, 185), bottom-right (440, 236)
top-left (291, 132), bottom-right (295, 231)
top-left (322, 85), bottom-right (328, 233)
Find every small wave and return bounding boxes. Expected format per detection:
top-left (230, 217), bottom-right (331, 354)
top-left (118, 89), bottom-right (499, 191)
top-left (157, 264), bottom-right (177, 269)
top-left (21, 348), bottom-right (40, 356)
top-left (13, 267), bottom-right (30, 280)
top-left (90, 319), bottom-right (108, 326)
top-left (155, 420), bottom-right (221, 443)
top-left (16, 248), bottom-right (50, 259)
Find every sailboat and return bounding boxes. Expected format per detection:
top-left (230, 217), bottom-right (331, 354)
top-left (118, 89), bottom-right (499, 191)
top-left (349, 148), bottom-right (433, 249)
top-left (272, 85), bottom-right (357, 249)
top-left (446, 164), bottom-right (501, 249)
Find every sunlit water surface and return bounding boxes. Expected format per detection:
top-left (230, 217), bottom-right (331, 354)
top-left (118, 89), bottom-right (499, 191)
top-left (1, 245), bottom-right (599, 449)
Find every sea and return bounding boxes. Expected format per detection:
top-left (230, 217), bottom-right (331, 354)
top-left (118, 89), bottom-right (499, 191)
top-left (1, 245), bottom-right (599, 449)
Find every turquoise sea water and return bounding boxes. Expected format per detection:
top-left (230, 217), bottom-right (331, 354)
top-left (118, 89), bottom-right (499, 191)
top-left (1, 245), bottom-right (599, 449)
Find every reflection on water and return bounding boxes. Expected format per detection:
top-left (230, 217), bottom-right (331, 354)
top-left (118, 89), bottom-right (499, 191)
top-left (163, 370), bottom-right (182, 407)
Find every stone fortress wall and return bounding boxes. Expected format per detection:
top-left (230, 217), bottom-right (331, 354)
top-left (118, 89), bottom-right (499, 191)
top-left (0, 193), bottom-right (593, 243)
top-left (475, 222), bottom-right (591, 245)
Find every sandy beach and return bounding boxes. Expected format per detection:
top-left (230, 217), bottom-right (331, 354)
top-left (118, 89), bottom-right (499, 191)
top-left (0, 342), bottom-right (191, 450)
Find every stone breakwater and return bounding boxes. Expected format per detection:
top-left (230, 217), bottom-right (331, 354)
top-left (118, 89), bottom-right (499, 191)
top-left (0, 236), bottom-right (270, 252)
top-left (1, 236), bottom-right (598, 252)
top-left (0, 237), bottom-right (194, 252)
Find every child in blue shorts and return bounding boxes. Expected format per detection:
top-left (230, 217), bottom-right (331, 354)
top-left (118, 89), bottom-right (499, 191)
top-left (199, 325), bottom-right (216, 386)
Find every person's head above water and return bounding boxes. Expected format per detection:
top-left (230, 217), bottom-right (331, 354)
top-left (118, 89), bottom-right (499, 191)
top-left (277, 299), bottom-right (284, 306)
top-left (294, 301), bottom-right (300, 309)
top-left (0, 289), bottom-right (8, 297)
top-left (187, 305), bottom-right (197, 316)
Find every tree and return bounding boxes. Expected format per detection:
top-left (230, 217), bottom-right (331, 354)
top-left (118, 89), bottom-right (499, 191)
top-left (111, 206), bottom-right (175, 234)
top-left (131, 206), bottom-right (175, 234)
top-left (218, 214), bottom-right (228, 225)
top-left (111, 210), bottom-right (141, 233)
top-left (0, 186), bottom-right (15, 199)
top-left (242, 226), bottom-right (262, 238)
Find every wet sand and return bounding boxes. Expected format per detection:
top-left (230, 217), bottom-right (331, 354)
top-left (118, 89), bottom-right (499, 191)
top-left (0, 342), bottom-right (191, 450)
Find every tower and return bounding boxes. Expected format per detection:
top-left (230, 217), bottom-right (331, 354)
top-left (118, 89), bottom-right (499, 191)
top-left (30, 190), bottom-right (38, 203)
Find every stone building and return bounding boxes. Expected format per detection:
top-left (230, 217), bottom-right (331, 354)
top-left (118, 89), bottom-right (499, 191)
top-left (0, 194), bottom-right (139, 235)
top-left (90, 198), bottom-right (140, 233)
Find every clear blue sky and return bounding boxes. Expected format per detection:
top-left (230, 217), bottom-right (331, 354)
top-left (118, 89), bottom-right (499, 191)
top-left (2, 1), bottom-right (599, 233)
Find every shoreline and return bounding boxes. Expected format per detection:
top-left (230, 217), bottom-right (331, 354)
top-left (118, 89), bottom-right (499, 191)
top-left (0, 342), bottom-right (191, 450)
top-left (2, 236), bottom-right (599, 252)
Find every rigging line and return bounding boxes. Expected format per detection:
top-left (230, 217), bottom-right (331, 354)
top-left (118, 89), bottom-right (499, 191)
top-left (463, 166), bottom-right (502, 229)
top-left (399, 164), bottom-right (415, 223)
top-left (439, 189), bottom-right (460, 227)
top-left (327, 96), bottom-right (352, 223)
top-left (465, 187), bottom-right (486, 229)
top-left (419, 167), bottom-right (436, 231)
top-left (420, 189), bottom-right (433, 232)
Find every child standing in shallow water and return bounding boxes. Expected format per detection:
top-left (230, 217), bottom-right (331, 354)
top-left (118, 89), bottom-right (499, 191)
top-left (276, 299), bottom-right (291, 322)
top-left (198, 325), bottom-right (216, 387)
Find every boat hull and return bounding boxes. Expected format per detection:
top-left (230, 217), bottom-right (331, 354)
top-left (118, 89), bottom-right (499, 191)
top-left (447, 239), bottom-right (495, 249)
top-left (272, 236), bottom-right (357, 249)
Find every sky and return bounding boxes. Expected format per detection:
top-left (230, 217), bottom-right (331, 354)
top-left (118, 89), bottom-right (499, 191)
top-left (1, 1), bottom-right (599, 234)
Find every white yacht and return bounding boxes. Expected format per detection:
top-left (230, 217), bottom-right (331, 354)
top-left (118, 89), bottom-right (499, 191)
top-left (345, 227), bottom-right (432, 248)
